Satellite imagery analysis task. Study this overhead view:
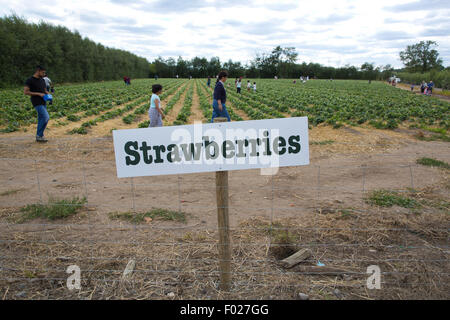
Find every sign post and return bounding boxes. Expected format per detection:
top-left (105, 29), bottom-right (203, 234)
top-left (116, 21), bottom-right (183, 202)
top-left (214, 117), bottom-right (231, 291)
top-left (112, 116), bottom-right (310, 292)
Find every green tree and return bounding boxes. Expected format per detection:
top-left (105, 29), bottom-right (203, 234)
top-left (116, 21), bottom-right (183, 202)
top-left (399, 41), bottom-right (443, 73)
top-left (0, 14), bottom-right (151, 87)
top-left (361, 62), bottom-right (377, 80)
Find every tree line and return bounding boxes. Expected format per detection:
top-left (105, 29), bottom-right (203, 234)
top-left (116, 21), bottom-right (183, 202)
top-left (152, 42), bottom-right (448, 88)
top-left (150, 46), bottom-right (397, 81)
top-left (0, 15), bottom-right (150, 87)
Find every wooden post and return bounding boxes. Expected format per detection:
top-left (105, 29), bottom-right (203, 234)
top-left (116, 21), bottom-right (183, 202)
top-left (214, 117), bottom-right (231, 291)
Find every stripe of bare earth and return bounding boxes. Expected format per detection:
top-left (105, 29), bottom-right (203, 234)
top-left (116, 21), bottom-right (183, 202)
top-left (54, 95), bottom-right (155, 137)
top-left (187, 81), bottom-right (206, 124)
top-left (6, 94), bottom-right (148, 138)
top-left (52, 82), bottom-right (175, 130)
top-left (89, 81), bottom-right (189, 135)
top-left (164, 82), bottom-right (192, 125)
top-left (51, 80), bottom-right (181, 132)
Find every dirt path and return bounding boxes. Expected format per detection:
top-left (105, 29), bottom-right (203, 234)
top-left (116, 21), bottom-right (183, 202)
top-left (0, 126), bottom-right (447, 228)
top-left (87, 82), bottom-right (189, 136)
top-left (229, 100), bottom-right (251, 120)
top-left (164, 82), bottom-right (192, 125)
top-left (10, 95), bottom-right (148, 138)
top-left (88, 102), bottom-right (148, 136)
top-left (187, 82), bottom-right (205, 124)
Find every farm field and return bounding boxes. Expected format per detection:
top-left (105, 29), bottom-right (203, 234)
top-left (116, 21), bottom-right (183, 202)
top-left (0, 78), bottom-right (449, 300)
top-left (1, 78), bottom-right (449, 134)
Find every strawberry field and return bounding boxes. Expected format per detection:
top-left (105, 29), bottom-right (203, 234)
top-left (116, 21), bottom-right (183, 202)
top-left (1, 78), bottom-right (449, 135)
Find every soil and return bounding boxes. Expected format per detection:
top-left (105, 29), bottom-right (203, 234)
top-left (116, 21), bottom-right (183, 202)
top-left (163, 84), bottom-right (190, 125)
top-left (187, 82), bottom-right (205, 124)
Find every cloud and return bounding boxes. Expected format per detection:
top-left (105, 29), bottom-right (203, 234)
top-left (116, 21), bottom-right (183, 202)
top-left (373, 30), bottom-right (413, 41)
top-left (384, 0), bottom-right (450, 12)
top-left (295, 43), bottom-right (367, 55)
top-left (78, 11), bottom-right (136, 25)
top-left (126, 0), bottom-right (246, 13)
top-left (223, 19), bottom-right (245, 27)
top-left (111, 24), bottom-right (165, 35)
top-left (421, 27), bottom-right (450, 37)
top-left (264, 2), bottom-right (298, 11)
top-left (384, 17), bottom-right (406, 24)
top-left (183, 22), bottom-right (204, 31)
top-left (238, 20), bottom-right (287, 36)
top-left (314, 13), bottom-right (353, 25)
top-left (2, 0), bottom-right (450, 68)
top-left (23, 8), bottom-right (65, 22)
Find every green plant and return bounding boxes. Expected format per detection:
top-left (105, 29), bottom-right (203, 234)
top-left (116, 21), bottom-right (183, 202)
top-left (13, 197), bottom-right (87, 223)
top-left (0, 188), bottom-right (25, 196)
top-left (366, 190), bottom-right (419, 208)
top-left (416, 157), bottom-right (450, 169)
top-left (109, 208), bottom-right (187, 224)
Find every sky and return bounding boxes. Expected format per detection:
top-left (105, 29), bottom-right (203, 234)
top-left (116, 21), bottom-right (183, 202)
top-left (1, 0), bottom-right (449, 68)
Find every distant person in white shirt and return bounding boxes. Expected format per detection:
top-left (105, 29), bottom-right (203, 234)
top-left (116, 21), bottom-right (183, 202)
top-left (43, 73), bottom-right (52, 92)
top-left (253, 82), bottom-right (256, 92)
top-left (247, 80), bottom-right (251, 92)
top-left (236, 79), bottom-right (242, 94)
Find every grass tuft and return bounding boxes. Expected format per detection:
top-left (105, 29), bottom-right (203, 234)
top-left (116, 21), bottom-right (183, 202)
top-left (366, 190), bottom-right (419, 208)
top-left (0, 188), bottom-right (26, 196)
top-left (13, 197), bottom-right (87, 223)
top-left (109, 208), bottom-right (187, 224)
top-left (417, 157), bottom-right (450, 170)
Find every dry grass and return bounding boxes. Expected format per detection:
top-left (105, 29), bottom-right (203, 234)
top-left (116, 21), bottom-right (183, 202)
top-left (0, 184), bottom-right (448, 300)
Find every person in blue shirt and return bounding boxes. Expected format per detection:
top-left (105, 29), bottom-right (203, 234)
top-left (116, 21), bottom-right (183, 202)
top-left (211, 71), bottom-right (230, 122)
top-left (427, 81), bottom-right (434, 96)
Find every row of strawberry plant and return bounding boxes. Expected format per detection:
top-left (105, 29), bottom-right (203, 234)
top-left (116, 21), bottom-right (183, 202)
top-left (122, 80), bottom-right (187, 124)
top-left (195, 80), bottom-right (213, 120)
top-left (199, 80), bottom-right (271, 120)
top-left (0, 79), bottom-right (180, 132)
top-left (173, 82), bottom-right (194, 125)
top-left (68, 95), bottom-right (149, 134)
top-left (226, 87), bottom-right (285, 119)
top-left (137, 81), bottom-right (190, 128)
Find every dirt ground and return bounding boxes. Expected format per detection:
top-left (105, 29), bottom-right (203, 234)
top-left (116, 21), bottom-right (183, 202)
top-left (0, 90), bottom-right (449, 300)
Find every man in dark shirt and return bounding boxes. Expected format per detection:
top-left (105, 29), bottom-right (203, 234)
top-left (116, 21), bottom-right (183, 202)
top-left (211, 71), bottom-right (230, 122)
top-left (24, 65), bottom-right (50, 142)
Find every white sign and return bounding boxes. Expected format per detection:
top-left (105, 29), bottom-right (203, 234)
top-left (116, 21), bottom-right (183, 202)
top-left (113, 117), bottom-right (309, 178)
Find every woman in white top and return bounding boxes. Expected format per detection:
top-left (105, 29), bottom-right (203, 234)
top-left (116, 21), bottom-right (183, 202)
top-left (149, 84), bottom-right (165, 127)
